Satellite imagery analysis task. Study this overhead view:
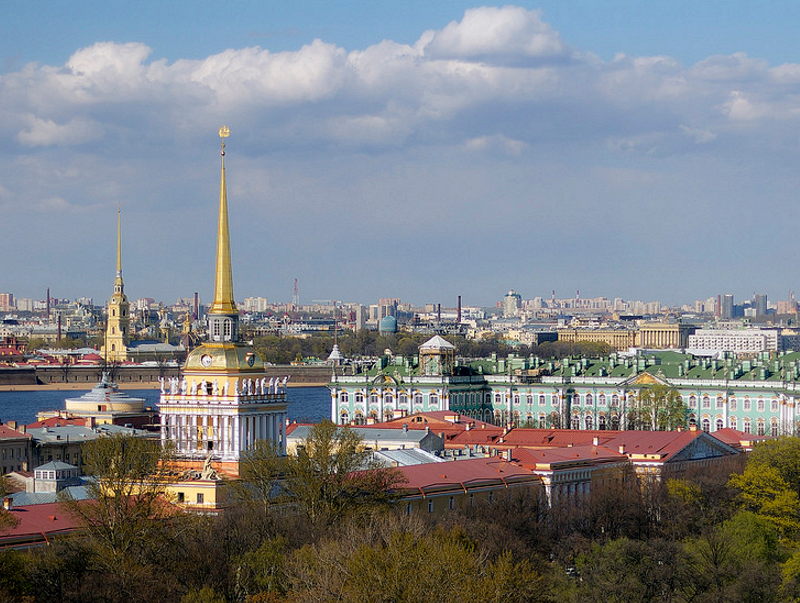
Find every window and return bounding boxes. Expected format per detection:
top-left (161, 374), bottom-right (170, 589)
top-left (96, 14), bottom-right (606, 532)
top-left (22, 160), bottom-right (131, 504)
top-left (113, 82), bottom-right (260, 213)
top-left (572, 415), bottom-right (580, 430)
top-left (771, 418), bottom-right (779, 437)
top-left (585, 415), bottom-right (593, 430)
top-left (702, 396), bottom-right (711, 409)
top-left (611, 395), bottom-right (619, 407)
top-left (177, 492), bottom-right (185, 503)
top-left (743, 419), bottom-right (751, 434)
top-left (428, 500), bottom-right (434, 513)
top-left (552, 394), bottom-right (560, 406)
top-left (196, 493), bottom-right (204, 504)
top-left (757, 399), bottom-right (765, 412)
top-left (355, 392), bottom-right (364, 404)
top-left (729, 416), bottom-right (737, 429)
top-left (539, 395), bottom-right (546, 406)
top-left (414, 393), bottom-right (423, 406)
top-left (744, 398), bottom-right (752, 411)
top-left (495, 394), bottom-right (502, 405)
top-left (223, 320), bottom-right (231, 338)
top-left (340, 392), bottom-right (349, 404)
top-left (429, 394), bottom-right (439, 407)
top-left (757, 420), bottom-right (765, 436)
top-left (689, 395), bottom-right (696, 407)
top-left (598, 415), bottom-right (606, 430)
top-left (771, 399), bottom-right (779, 412)
top-left (716, 397), bottom-right (724, 409)
top-left (488, 491), bottom-right (494, 504)
top-left (701, 418), bottom-right (710, 432)
top-left (715, 418), bottom-right (724, 431)
top-left (730, 397), bottom-right (737, 411)
top-left (585, 394), bottom-right (593, 406)
top-left (398, 393), bottom-right (408, 406)
top-left (527, 394), bottom-right (533, 406)
top-left (513, 394), bottom-right (520, 405)
top-left (449, 496), bottom-right (455, 510)
top-left (573, 393), bottom-right (581, 405)
top-left (370, 393), bottom-right (379, 405)
top-left (406, 503), bottom-right (412, 516)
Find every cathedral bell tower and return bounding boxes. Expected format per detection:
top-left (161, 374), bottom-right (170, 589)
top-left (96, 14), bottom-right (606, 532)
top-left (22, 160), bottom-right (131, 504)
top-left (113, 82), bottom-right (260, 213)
top-left (102, 207), bottom-right (130, 361)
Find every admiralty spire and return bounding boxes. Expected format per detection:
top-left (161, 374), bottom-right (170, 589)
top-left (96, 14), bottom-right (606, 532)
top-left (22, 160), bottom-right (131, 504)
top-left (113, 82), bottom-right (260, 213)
top-left (159, 127), bottom-right (288, 482)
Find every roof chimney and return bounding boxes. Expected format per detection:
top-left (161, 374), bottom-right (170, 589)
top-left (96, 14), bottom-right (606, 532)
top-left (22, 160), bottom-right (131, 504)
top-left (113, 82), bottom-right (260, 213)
top-left (3, 497), bottom-right (12, 510)
top-left (618, 444), bottom-right (626, 454)
top-left (504, 449), bottom-right (512, 461)
top-left (592, 436), bottom-right (599, 446)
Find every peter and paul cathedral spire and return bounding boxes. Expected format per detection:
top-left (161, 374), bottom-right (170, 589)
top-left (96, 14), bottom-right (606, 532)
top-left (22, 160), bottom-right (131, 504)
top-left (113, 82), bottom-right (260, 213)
top-left (103, 205), bottom-right (130, 361)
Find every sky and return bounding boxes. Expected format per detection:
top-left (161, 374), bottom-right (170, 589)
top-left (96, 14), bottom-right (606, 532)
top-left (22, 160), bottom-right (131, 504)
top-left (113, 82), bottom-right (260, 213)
top-left (3, 1), bottom-right (800, 309)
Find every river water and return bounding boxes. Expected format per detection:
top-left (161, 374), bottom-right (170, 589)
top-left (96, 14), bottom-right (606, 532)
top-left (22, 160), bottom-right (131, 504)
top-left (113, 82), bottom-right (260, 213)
top-left (0, 386), bottom-right (331, 426)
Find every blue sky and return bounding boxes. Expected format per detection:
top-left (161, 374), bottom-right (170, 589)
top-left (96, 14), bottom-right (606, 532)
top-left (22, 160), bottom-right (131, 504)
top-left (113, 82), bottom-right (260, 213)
top-left (2, 2), bottom-right (800, 308)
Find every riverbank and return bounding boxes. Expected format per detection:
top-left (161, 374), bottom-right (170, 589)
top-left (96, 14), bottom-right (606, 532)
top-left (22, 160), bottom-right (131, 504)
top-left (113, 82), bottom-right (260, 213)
top-left (0, 381), bottom-right (329, 392)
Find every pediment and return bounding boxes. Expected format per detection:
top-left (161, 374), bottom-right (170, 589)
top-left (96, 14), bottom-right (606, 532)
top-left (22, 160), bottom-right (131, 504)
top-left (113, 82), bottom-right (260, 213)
top-left (618, 370), bottom-right (671, 388)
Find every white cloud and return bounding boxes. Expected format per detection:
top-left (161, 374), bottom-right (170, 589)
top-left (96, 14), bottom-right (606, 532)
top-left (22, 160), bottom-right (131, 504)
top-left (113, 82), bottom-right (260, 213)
top-left (17, 115), bottom-right (102, 147)
top-left (464, 134), bottom-right (527, 155)
top-left (421, 6), bottom-right (568, 62)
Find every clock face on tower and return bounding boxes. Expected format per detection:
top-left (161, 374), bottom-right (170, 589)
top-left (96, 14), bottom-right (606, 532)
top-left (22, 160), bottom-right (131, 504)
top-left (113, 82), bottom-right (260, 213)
top-left (201, 354), bottom-right (212, 367)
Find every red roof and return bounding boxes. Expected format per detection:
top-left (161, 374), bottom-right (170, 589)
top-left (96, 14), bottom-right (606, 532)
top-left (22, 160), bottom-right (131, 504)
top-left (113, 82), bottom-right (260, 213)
top-left (512, 445), bottom-right (627, 470)
top-left (0, 502), bottom-right (83, 548)
top-left (0, 425), bottom-right (31, 441)
top-left (396, 457), bottom-right (536, 491)
top-left (26, 417), bottom-right (87, 429)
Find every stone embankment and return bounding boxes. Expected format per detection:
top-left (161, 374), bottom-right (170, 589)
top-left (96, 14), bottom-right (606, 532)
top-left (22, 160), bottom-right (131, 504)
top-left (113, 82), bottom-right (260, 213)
top-left (0, 364), bottom-right (334, 390)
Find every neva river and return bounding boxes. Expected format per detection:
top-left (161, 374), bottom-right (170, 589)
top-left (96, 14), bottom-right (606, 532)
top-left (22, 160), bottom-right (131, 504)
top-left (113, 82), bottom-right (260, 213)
top-left (0, 386), bottom-right (331, 426)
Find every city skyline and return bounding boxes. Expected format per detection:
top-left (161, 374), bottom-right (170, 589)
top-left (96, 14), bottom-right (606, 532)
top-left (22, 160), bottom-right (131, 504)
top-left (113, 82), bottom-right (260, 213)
top-left (3, 3), bottom-right (800, 306)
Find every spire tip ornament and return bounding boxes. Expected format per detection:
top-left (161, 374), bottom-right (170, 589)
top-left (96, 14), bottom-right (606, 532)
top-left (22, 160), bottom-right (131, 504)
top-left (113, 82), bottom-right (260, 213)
top-left (219, 125), bottom-right (230, 155)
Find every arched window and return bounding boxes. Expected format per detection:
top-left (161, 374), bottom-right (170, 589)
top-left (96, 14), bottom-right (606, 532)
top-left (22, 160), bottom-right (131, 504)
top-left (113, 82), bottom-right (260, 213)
top-left (689, 395), bottom-right (696, 407)
top-left (398, 393), bottom-right (408, 406)
top-left (539, 395), bottom-right (546, 406)
top-left (610, 415), bottom-right (620, 430)
top-left (384, 409), bottom-right (394, 422)
top-left (526, 394), bottom-right (533, 406)
top-left (757, 399), bottom-right (765, 412)
top-left (573, 393), bottom-right (581, 405)
top-left (355, 392), bottom-right (364, 404)
top-left (585, 415), bottom-right (593, 430)
top-left (715, 418), bottom-right (724, 431)
top-left (743, 398), bottom-right (752, 411)
top-left (702, 396), bottom-right (710, 409)
top-left (429, 394), bottom-right (439, 407)
top-left (495, 393), bottom-right (502, 405)
top-left (571, 414), bottom-right (580, 430)
top-left (743, 419), bottom-right (751, 434)
top-left (513, 394), bottom-right (520, 405)
top-left (757, 419), bottom-right (765, 436)
top-left (729, 397), bottom-right (737, 411)
top-left (354, 411), bottom-right (364, 425)
top-left (598, 415), bottom-right (607, 430)
top-left (716, 396), bottom-right (724, 409)
top-left (611, 395), bottom-right (619, 407)
top-left (729, 416), bottom-right (737, 429)
top-left (552, 394), bottom-right (560, 406)
top-left (538, 412), bottom-right (546, 426)
top-left (585, 393), bottom-right (593, 406)
top-left (413, 393), bottom-right (423, 406)
top-left (598, 394), bottom-right (606, 407)
top-left (340, 392), bottom-right (349, 404)
top-left (339, 411), bottom-right (349, 424)
top-left (771, 399), bottom-right (779, 412)
top-left (513, 410), bottom-right (520, 426)
top-left (771, 418), bottom-right (779, 437)
top-left (701, 418), bottom-right (710, 432)
top-left (370, 393), bottom-right (379, 405)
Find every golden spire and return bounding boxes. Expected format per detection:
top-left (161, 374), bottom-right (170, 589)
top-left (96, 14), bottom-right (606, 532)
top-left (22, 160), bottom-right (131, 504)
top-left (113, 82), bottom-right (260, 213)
top-left (114, 205), bottom-right (124, 293)
top-left (210, 126), bottom-right (237, 315)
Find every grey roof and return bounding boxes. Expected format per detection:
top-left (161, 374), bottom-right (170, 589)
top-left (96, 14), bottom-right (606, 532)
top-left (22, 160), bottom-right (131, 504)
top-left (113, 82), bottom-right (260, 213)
top-left (64, 372), bottom-right (144, 406)
top-left (372, 448), bottom-right (445, 467)
top-left (419, 335), bottom-right (456, 350)
top-left (10, 485), bottom-right (91, 506)
top-left (28, 424), bottom-right (152, 445)
top-left (289, 425), bottom-right (432, 446)
top-left (34, 461), bottom-right (77, 472)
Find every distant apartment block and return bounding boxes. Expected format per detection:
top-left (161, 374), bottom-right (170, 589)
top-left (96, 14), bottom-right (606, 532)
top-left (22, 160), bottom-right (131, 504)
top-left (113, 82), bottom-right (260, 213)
top-left (689, 329), bottom-right (780, 353)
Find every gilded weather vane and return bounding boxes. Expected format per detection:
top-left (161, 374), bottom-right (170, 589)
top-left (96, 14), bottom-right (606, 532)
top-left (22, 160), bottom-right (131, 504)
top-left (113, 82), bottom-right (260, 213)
top-left (219, 125), bottom-right (230, 155)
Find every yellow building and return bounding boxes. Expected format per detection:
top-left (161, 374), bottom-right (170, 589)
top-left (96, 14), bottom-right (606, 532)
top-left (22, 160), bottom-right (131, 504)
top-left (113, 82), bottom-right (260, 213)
top-left (101, 208), bottom-right (131, 362)
top-left (635, 322), bottom-right (695, 349)
top-left (557, 328), bottom-right (636, 350)
top-left (158, 127), bottom-right (288, 498)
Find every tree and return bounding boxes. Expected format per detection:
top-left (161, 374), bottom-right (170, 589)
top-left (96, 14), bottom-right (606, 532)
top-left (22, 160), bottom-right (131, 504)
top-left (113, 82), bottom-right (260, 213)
top-left (60, 433), bottom-right (179, 602)
top-left (231, 439), bottom-right (288, 514)
top-left (630, 384), bottom-right (686, 431)
top-left (285, 420), bottom-right (404, 527)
